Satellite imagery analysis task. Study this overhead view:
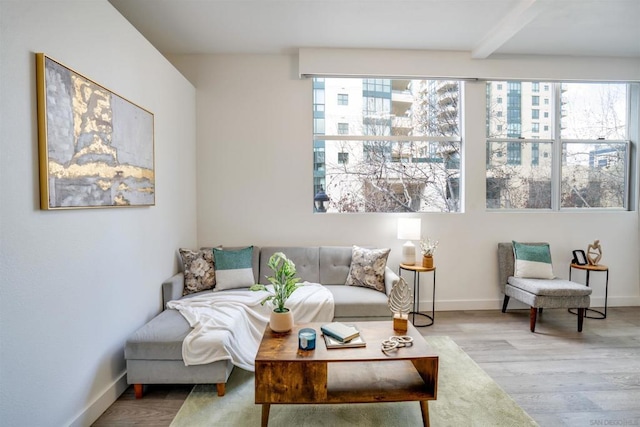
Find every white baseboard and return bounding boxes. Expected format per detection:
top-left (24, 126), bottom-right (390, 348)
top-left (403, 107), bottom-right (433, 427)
top-left (421, 296), bottom-right (640, 311)
top-left (428, 299), bottom-right (503, 311)
top-left (68, 371), bottom-right (128, 427)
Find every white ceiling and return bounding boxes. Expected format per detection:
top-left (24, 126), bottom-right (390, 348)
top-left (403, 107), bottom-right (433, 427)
top-left (109, 0), bottom-right (640, 58)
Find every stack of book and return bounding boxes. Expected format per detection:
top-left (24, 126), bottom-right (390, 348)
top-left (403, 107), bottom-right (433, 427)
top-left (320, 322), bottom-right (366, 349)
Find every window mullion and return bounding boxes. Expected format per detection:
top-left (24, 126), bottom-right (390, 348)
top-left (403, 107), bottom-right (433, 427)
top-left (551, 82), bottom-right (563, 211)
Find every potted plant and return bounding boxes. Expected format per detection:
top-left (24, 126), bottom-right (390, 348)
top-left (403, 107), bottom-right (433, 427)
top-left (250, 252), bottom-right (301, 332)
top-left (419, 238), bottom-right (439, 268)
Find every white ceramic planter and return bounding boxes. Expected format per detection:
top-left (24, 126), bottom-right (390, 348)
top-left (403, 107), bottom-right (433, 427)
top-left (269, 309), bottom-right (293, 333)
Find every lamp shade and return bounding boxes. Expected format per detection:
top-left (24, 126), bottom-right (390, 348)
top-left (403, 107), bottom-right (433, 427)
top-left (397, 218), bottom-right (421, 241)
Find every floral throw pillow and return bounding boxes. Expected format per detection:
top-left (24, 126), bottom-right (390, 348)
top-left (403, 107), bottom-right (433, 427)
top-left (179, 248), bottom-right (216, 295)
top-left (345, 246), bottom-right (391, 293)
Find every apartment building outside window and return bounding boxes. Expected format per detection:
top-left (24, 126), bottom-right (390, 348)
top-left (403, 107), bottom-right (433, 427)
top-left (486, 81), bottom-right (631, 210)
top-left (313, 77), bottom-right (461, 212)
top-left (337, 93), bottom-right (348, 105)
top-left (313, 78), bottom-right (326, 196)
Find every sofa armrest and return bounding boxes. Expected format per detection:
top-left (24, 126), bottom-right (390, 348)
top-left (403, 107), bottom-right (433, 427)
top-left (384, 267), bottom-right (400, 296)
top-left (162, 272), bottom-right (184, 307)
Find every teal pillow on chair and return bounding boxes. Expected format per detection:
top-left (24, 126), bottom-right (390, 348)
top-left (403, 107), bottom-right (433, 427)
top-left (213, 246), bottom-right (255, 290)
top-left (512, 241), bottom-right (555, 279)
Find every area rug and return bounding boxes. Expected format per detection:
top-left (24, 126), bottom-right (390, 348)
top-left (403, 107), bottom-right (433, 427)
top-left (170, 336), bottom-right (537, 426)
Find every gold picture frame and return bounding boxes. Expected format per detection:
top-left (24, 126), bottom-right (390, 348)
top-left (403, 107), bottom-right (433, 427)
top-left (35, 53), bottom-right (155, 210)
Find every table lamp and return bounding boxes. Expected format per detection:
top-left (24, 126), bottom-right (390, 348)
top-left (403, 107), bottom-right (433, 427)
top-left (397, 218), bottom-right (421, 265)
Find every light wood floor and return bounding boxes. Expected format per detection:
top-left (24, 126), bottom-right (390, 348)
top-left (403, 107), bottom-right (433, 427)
top-left (93, 307), bottom-right (640, 426)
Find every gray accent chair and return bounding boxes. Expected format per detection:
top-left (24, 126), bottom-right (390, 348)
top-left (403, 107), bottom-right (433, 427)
top-left (497, 242), bottom-right (592, 332)
top-left (125, 246), bottom-right (399, 398)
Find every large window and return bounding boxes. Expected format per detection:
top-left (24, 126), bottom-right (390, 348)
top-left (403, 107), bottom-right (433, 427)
top-left (313, 78), bottom-right (462, 212)
top-left (487, 81), bottom-right (630, 209)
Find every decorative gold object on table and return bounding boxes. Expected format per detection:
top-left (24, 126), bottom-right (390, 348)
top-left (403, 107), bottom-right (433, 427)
top-left (419, 237), bottom-right (438, 269)
top-left (388, 277), bottom-right (413, 332)
top-left (587, 239), bottom-right (602, 266)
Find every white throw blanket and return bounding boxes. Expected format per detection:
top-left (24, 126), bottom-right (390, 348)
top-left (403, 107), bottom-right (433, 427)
top-left (166, 282), bottom-right (334, 371)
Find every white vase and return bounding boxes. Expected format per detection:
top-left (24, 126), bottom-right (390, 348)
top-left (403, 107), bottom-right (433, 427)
top-left (270, 309), bottom-right (293, 333)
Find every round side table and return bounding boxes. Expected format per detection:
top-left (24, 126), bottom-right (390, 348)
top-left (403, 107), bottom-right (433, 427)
top-left (398, 263), bottom-right (436, 327)
top-left (569, 263), bottom-right (609, 319)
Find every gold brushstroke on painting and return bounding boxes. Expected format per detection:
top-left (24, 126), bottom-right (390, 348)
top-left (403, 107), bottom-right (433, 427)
top-left (114, 195), bottom-right (129, 206)
top-left (72, 137), bottom-right (118, 162)
top-left (72, 75), bottom-right (112, 140)
top-left (47, 161), bottom-right (154, 180)
top-left (97, 180), bottom-right (112, 191)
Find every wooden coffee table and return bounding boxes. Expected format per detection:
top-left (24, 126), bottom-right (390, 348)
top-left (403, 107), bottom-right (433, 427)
top-left (255, 321), bottom-right (438, 427)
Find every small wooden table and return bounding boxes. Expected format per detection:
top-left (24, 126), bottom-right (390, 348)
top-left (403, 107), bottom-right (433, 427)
top-left (399, 263), bottom-right (437, 326)
top-left (569, 263), bottom-right (609, 319)
top-left (255, 321), bottom-right (439, 427)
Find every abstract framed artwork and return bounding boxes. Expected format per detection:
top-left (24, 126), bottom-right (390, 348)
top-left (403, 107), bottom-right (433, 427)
top-left (35, 53), bottom-right (155, 210)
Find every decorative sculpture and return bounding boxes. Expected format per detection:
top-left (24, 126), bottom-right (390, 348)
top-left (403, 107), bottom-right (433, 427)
top-left (587, 240), bottom-right (603, 266)
top-left (419, 237), bottom-right (439, 268)
top-left (388, 277), bottom-right (413, 332)
top-left (381, 335), bottom-right (414, 353)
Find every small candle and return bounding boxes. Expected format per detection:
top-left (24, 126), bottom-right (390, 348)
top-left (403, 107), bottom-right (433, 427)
top-left (298, 328), bottom-right (316, 350)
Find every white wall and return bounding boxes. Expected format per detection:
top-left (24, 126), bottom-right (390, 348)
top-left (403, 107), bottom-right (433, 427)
top-left (0, 2), bottom-right (197, 426)
top-left (169, 52), bottom-right (640, 313)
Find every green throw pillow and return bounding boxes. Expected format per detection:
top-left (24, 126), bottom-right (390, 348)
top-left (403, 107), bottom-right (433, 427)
top-left (512, 241), bottom-right (555, 279)
top-left (213, 246), bottom-right (255, 291)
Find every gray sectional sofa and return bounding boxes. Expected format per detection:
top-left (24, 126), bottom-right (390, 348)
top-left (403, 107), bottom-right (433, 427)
top-left (125, 246), bottom-right (399, 398)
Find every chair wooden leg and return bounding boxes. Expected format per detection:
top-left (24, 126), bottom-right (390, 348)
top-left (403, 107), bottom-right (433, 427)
top-left (577, 308), bottom-right (585, 332)
top-left (529, 307), bottom-right (537, 332)
top-left (501, 295), bottom-right (510, 313)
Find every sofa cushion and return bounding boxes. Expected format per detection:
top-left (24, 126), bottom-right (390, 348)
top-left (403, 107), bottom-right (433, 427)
top-left (125, 309), bottom-right (191, 360)
top-left (324, 284), bottom-right (392, 317)
top-left (259, 247), bottom-right (320, 285)
top-left (513, 241), bottom-right (555, 279)
top-left (508, 277), bottom-right (592, 297)
top-left (345, 246), bottom-right (391, 293)
top-left (179, 248), bottom-right (216, 295)
top-left (213, 246), bottom-right (255, 291)
top-left (319, 246), bottom-right (352, 285)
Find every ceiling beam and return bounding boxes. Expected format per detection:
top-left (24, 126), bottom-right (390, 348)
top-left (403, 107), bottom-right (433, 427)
top-left (472, 0), bottom-right (546, 59)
